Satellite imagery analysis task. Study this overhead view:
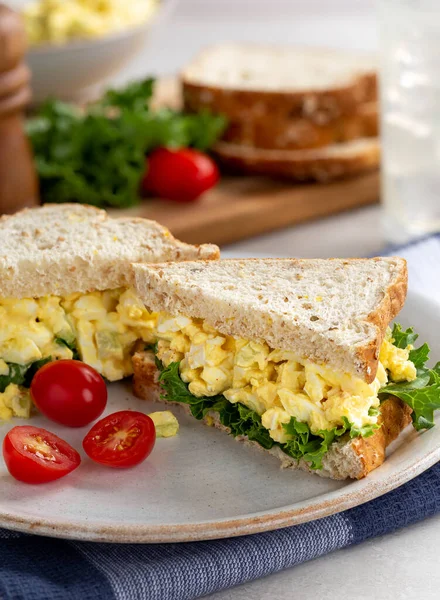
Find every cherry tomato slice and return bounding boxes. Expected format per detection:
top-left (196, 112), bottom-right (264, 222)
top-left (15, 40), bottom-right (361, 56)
top-left (31, 360), bottom-right (107, 427)
top-left (83, 410), bottom-right (156, 468)
top-left (3, 426), bottom-right (81, 484)
top-left (141, 147), bottom-right (219, 202)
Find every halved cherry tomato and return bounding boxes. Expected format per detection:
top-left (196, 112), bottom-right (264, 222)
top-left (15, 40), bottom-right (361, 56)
top-left (83, 410), bottom-right (156, 468)
top-left (141, 147), bottom-right (219, 202)
top-left (31, 360), bottom-right (107, 427)
top-left (3, 426), bottom-right (81, 484)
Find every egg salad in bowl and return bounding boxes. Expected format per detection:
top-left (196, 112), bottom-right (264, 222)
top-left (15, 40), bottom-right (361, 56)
top-left (23, 0), bottom-right (158, 46)
top-left (0, 288), bottom-right (158, 421)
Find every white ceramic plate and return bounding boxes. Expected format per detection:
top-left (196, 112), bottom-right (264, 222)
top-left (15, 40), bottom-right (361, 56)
top-left (0, 289), bottom-right (439, 543)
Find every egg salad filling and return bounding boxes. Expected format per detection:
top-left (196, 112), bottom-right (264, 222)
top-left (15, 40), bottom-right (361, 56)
top-left (0, 289), bottom-right (156, 421)
top-left (23, 0), bottom-right (158, 46)
top-left (152, 314), bottom-right (436, 470)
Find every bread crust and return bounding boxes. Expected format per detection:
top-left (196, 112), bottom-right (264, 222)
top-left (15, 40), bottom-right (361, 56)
top-left (0, 204), bottom-right (220, 298)
top-left (222, 104), bottom-right (378, 151)
top-left (182, 73), bottom-right (377, 124)
top-left (213, 139), bottom-right (380, 182)
top-left (358, 258), bottom-right (408, 382)
top-left (133, 257), bottom-right (407, 382)
top-left (131, 351), bottom-right (412, 480)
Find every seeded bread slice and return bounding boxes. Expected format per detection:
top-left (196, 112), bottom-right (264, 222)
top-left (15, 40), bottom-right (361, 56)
top-left (131, 350), bottom-right (412, 480)
top-left (182, 44), bottom-right (377, 124)
top-left (213, 138), bottom-right (380, 182)
top-left (222, 102), bottom-right (378, 151)
top-left (132, 257), bottom-right (407, 383)
top-left (0, 204), bottom-right (219, 299)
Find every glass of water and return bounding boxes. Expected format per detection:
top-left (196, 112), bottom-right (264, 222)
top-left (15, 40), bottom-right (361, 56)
top-left (378, 0), bottom-right (440, 243)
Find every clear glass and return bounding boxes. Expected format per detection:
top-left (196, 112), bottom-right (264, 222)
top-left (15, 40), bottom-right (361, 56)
top-left (378, 0), bottom-right (440, 243)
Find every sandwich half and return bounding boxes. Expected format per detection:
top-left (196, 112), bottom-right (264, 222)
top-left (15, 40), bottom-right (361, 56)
top-left (0, 204), bottom-right (219, 420)
top-left (132, 258), bottom-right (440, 480)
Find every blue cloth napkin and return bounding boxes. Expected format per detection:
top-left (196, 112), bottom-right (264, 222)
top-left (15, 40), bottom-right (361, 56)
top-left (2, 235), bottom-right (440, 600)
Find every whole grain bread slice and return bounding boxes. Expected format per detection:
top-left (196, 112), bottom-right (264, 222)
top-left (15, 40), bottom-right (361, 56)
top-left (222, 102), bottom-right (378, 151)
top-left (182, 44), bottom-right (377, 124)
top-left (0, 204), bottom-right (219, 299)
top-left (132, 257), bottom-right (407, 383)
top-left (213, 137), bottom-right (380, 182)
top-left (131, 350), bottom-right (412, 480)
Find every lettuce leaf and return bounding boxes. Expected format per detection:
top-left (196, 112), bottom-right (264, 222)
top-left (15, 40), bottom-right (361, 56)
top-left (158, 360), bottom-right (274, 448)
top-left (379, 324), bottom-right (440, 431)
top-left (55, 337), bottom-right (80, 361)
top-left (281, 418), bottom-right (354, 470)
top-left (155, 320), bottom-right (440, 469)
top-left (380, 363), bottom-right (440, 431)
top-left (390, 324), bottom-right (430, 369)
top-left (0, 357), bottom-right (52, 393)
top-left (157, 359), bottom-right (373, 469)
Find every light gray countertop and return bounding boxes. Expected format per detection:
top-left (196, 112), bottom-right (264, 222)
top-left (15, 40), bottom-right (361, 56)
top-left (112, 3), bottom-right (440, 597)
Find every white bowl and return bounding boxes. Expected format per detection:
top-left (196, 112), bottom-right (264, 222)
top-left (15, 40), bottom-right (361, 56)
top-left (24, 0), bottom-right (175, 103)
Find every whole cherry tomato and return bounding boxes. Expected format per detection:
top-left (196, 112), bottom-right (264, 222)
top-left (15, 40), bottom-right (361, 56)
top-left (141, 147), bottom-right (219, 202)
top-left (31, 360), bottom-right (107, 427)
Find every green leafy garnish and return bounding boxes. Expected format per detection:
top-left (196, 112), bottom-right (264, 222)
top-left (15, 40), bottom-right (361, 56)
top-left (379, 324), bottom-right (440, 431)
top-left (0, 357), bottom-right (52, 393)
top-left (390, 323), bottom-right (430, 369)
top-left (281, 418), bottom-right (349, 470)
top-left (0, 363), bottom-right (29, 393)
top-left (157, 359), bottom-right (374, 470)
top-left (55, 337), bottom-right (80, 361)
top-left (154, 322), bottom-right (440, 468)
top-left (99, 78), bottom-right (155, 112)
top-left (341, 416), bottom-right (379, 439)
top-left (23, 357), bottom-right (52, 388)
top-left (380, 363), bottom-right (440, 431)
top-left (26, 79), bottom-right (227, 209)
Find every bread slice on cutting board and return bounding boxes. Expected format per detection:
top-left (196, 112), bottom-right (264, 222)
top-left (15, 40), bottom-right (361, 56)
top-left (182, 44), bottom-right (379, 180)
top-left (182, 44), bottom-right (377, 122)
top-left (214, 138), bottom-right (380, 182)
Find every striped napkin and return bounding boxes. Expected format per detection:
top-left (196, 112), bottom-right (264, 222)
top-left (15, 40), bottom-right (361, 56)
top-left (1, 235), bottom-right (440, 600)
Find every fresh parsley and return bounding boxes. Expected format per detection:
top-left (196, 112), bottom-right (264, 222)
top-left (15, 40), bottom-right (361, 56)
top-left (26, 79), bottom-right (227, 209)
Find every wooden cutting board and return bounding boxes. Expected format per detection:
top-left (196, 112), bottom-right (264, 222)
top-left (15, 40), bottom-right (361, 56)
top-left (110, 77), bottom-right (380, 246)
top-left (114, 171), bottom-right (379, 246)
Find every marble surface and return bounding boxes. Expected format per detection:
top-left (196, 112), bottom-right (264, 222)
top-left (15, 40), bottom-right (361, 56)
top-left (109, 3), bottom-right (440, 597)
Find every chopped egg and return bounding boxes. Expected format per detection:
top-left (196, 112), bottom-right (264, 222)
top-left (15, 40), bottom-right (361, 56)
top-left (155, 315), bottom-right (418, 442)
top-left (380, 335), bottom-right (417, 382)
top-left (23, 0), bottom-right (158, 46)
top-left (149, 411), bottom-right (179, 438)
top-left (0, 288), bottom-right (157, 420)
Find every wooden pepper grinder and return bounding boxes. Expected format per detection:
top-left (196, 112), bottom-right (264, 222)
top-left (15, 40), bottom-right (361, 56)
top-left (0, 4), bottom-right (38, 214)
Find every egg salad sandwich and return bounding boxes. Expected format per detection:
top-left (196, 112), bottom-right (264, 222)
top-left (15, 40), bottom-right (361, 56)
top-left (0, 204), bottom-right (219, 421)
top-left (131, 258), bottom-right (440, 480)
